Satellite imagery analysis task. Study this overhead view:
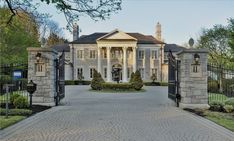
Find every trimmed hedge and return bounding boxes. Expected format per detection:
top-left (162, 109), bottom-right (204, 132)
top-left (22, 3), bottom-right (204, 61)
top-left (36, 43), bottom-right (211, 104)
top-left (225, 98), bottom-right (234, 107)
top-left (101, 83), bottom-right (134, 91)
top-left (144, 82), bottom-right (168, 86)
top-left (0, 108), bottom-right (32, 116)
top-left (65, 80), bottom-right (91, 85)
top-left (13, 96), bottom-right (28, 109)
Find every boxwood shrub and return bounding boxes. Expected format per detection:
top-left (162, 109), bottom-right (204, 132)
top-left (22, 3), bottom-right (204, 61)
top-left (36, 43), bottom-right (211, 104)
top-left (0, 108), bottom-right (32, 116)
top-left (101, 83), bottom-right (134, 91)
top-left (209, 101), bottom-right (224, 112)
top-left (225, 98), bottom-right (234, 107)
top-left (65, 80), bottom-right (91, 85)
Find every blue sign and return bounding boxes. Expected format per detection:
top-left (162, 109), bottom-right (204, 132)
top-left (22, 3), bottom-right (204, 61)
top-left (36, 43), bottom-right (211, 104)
top-left (13, 70), bottom-right (22, 80)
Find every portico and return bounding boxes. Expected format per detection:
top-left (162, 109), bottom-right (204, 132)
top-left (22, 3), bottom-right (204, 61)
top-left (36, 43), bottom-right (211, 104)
top-left (96, 29), bottom-right (137, 82)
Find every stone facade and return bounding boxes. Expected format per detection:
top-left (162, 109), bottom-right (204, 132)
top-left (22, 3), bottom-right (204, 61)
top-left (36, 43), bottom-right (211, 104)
top-left (27, 47), bottom-right (57, 106)
top-left (177, 49), bottom-right (209, 109)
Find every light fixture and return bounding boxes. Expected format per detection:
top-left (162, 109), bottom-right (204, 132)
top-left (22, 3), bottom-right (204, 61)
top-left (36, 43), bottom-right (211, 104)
top-left (194, 54), bottom-right (200, 64)
top-left (36, 52), bottom-right (41, 62)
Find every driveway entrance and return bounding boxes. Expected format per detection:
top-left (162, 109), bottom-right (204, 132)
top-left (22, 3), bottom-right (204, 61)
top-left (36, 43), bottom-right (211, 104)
top-left (1, 86), bottom-right (233, 141)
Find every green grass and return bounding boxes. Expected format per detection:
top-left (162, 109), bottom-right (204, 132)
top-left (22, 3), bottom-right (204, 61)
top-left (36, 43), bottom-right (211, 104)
top-left (0, 116), bottom-right (26, 129)
top-left (204, 111), bottom-right (234, 132)
top-left (208, 93), bottom-right (228, 103)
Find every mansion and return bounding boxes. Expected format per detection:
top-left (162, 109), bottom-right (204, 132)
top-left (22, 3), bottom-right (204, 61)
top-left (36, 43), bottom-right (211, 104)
top-left (52, 23), bottom-right (184, 82)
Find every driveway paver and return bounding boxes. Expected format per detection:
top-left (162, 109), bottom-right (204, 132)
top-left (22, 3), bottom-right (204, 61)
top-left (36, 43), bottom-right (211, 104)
top-left (1, 86), bottom-right (234, 141)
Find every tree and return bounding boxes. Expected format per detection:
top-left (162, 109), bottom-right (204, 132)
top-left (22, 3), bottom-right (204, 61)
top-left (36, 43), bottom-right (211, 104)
top-left (3, 0), bottom-right (122, 29)
top-left (132, 70), bottom-right (143, 91)
top-left (228, 18), bottom-right (234, 59)
top-left (0, 7), bottom-right (40, 64)
top-left (197, 25), bottom-right (232, 66)
top-left (47, 33), bottom-right (65, 46)
top-left (91, 69), bottom-right (103, 90)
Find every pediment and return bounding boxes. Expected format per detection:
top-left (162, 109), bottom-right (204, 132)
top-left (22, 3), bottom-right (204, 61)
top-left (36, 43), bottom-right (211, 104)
top-left (97, 29), bottom-right (137, 41)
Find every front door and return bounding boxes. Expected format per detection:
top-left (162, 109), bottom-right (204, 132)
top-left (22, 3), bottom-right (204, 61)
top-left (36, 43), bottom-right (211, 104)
top-left (112, 64), bottom-right (122, 82)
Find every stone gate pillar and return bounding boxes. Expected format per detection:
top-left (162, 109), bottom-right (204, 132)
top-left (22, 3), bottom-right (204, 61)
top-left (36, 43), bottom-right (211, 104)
top-left (27, 47), bottom-right (57, 106)
top-left (177, 48), bottom-right (210, 109)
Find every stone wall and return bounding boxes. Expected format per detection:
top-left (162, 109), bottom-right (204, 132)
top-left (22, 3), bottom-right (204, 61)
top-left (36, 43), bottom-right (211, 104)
top-left (27, 47), bottom-right (57, 106)
top-left (177, 49), bottom-right (209, 109)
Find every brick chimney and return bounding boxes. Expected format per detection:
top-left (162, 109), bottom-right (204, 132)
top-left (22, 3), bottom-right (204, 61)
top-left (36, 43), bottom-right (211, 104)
top-left (155, 22), bottom-right (161, 41)
top-left (73, 23), bottom-right (79, 41)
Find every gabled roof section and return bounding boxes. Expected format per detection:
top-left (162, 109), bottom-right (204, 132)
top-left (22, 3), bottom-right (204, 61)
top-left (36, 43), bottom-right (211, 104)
top-left (164, 44), bottom-right (185, 52)
top-left (97, 29), bottom-right (137, 41)
top-left (70, 31), bottom-right (165, 44)
top-left (50, 43), bottom-right (70, 52)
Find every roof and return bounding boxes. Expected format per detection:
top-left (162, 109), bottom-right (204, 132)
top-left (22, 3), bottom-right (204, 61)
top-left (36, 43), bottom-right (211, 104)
top-left (70, 32), bottom-right (164, 44)
top-left (164, 44), bottom-right (185, 52)
top-left (51, 44), bottom-right (70, 52)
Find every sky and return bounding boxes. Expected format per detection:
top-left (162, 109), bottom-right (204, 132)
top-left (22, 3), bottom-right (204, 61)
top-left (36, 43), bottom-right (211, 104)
top-left (41, 0), bottom-right (234, 45)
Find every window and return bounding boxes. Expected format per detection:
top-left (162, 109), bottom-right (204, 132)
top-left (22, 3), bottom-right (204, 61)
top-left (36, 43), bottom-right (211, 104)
top-left (77, 68), bottom-right (83, 79)
top-left (90, 50), bottom-right (96, 59)
top-left (35, 63), bottom-right (46, 76)
top-left (90, 68), bottom-right (95, 78)
top-left (104, 67), bottom-right (107, 78)
top-left (138, 50), bottom-right (145, 59)
top-left (77, 50), bottom-right (84, 59)
top-left (151, 68), bottom-right (157, 77)
top-left (151, 50), bottom-right (158, 59)
top-left (139, 68), bottom-right (144, 78)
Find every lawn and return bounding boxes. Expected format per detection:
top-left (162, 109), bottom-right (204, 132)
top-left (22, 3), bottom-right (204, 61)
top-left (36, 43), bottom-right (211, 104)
top-left (0, 116), bottom-right (26, 129)
top-left (204, 111), bottom-right (234, 132)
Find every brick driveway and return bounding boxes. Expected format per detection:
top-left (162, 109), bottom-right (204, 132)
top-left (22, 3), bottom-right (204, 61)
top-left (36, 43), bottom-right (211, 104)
top-left (1, 86), bottom-right (234, 141)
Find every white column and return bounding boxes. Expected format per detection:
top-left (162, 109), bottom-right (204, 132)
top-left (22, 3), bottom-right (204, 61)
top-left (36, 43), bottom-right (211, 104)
top-left (123, 47), bottom-right (128, 82)
top-left (132, 47), bottom-right (137, 72)
top-left (107, 47), bottom-right (111, 82)
top-left (97, 47), bottom-right (101, 73)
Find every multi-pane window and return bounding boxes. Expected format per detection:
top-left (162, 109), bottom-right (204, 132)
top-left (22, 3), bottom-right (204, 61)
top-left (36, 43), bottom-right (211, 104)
top-left (77, 68), bottom-right (83, 79)
top-left (90, 50), bottom-right (96, 59)
top-left (151, 68), bottom-right (157, 78)
top-left (139, 68), bottom-right (144, 78)
top-left (138, 50), bottom-right (145, 59)
top-left (104, 67), bottom-right (107, 78)
top-left (90, 68), bottom-right (95, 78)
top-left (151, 50), bottom-right (158, 59)
top-left (77, 50), bottom-right (84, 59)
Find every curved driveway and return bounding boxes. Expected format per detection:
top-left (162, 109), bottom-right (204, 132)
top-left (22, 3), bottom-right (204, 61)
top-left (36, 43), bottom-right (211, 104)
top-left (1, 86), bottom-right (234, 141)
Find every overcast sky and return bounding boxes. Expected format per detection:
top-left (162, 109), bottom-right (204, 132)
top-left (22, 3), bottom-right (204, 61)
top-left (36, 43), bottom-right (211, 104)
top-left (40, 0), bottom-right (234, 45)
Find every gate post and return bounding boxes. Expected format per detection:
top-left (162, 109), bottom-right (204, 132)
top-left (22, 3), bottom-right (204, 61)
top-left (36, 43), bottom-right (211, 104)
top-left (27, 47), bottom-right (58, 106)
top-left (177, 48), bottom-right (209, 109)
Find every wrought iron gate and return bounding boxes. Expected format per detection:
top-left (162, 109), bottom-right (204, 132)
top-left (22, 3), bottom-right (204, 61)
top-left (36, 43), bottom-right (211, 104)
top-left (55, 51), bottom-right (65, 106)
top-left (168, 50), bottom-right (180, 106)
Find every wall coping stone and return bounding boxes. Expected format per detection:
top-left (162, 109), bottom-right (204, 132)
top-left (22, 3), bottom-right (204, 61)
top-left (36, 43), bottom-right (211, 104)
top-left (27, 47), bottom-right (58, 54)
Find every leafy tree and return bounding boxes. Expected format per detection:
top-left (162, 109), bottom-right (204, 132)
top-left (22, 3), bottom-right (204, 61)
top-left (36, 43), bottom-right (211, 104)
top-left (3, 0), bottom-right (122, 29)
top-left (0, 8), bottom-right (40, 64)
top-left (132, 70), bottom-right (143, 91)
top-left (197, 25), bottom-right (232, 66)
top-left (228, 18), bottom-right (234, 59)
top-left (47, 33), bottom-right (65, 46)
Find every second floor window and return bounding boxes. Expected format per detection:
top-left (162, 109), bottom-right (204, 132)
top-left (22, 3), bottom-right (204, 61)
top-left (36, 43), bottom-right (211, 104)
top-left (138, 50), bottom-right (145, 59)
top-left (77, 50), bottom-right (84, 59)
top-left (151, 50), bottom-right (158, 59)
top-left (90, 50), bottom-right (96, 59)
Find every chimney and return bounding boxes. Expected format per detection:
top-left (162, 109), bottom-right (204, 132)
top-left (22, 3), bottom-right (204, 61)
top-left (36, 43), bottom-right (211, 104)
top-left (155, 22), bottom-right (161, 41)
top-left (73, 23), bottom-right (79, 41)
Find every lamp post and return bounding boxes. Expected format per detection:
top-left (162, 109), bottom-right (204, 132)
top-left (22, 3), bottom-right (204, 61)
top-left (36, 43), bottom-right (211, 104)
top-left (27, 80), bottom-right (37, 108)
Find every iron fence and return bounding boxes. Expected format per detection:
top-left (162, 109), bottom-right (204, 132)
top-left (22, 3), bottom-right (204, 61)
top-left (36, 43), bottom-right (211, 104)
top-left (207, 63), bottom-right (234, 104)
top-left (0, 63), bottom-right (28, 105)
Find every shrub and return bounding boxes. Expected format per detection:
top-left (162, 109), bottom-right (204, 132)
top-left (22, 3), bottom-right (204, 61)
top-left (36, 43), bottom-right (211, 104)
top-left (129, 72), bottom-right (135, 83)
top-left (144, 82), bottom-right (160, 86)
top-left (225, 98), bottom-right (234, 107)
top-left (150, 74), bottom-right (157, 82)
top-left (223, 105), bottom-right (234, 113)
top-left (208, 80), bottom-right (219, 93)
top-left (91, 69), bottom-right (102, 90)
top-left (160, 82), bottom-right (168, 86)
top-left (10, 93), bottom-right (20, 104)
top-left (0, 108), bottom-right (32, 116)
top-left (101, 83), bottom-right (133, 91)
top-left (13, 96), bottom-right (28, 109)
top-left (209, 101), bottom-right (224, 112)
top-left (65, 80), bottom-right (75, 85)
top-left (132, 70), bottom-right (143, 91)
